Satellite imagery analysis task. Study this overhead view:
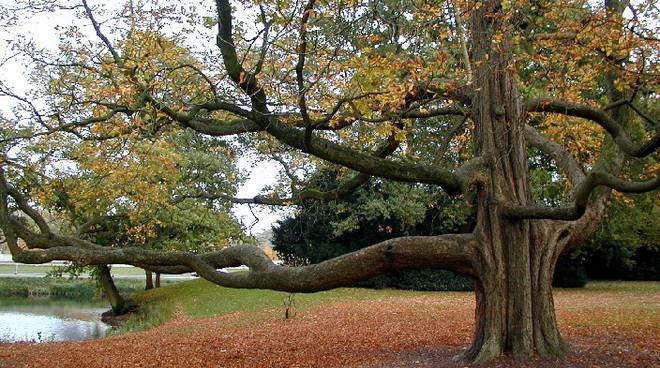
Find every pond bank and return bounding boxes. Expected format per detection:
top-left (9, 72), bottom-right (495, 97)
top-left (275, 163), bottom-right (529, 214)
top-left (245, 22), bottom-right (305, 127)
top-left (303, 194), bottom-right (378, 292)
top-left (0, 277), bottom-right (146, 299)
top-left (0, 297), bottom-right (111, 343)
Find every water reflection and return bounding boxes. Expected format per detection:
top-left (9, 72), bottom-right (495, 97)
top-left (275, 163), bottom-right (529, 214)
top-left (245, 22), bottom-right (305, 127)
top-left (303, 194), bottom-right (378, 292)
top-left (0, 297), bottom-right (110, 342)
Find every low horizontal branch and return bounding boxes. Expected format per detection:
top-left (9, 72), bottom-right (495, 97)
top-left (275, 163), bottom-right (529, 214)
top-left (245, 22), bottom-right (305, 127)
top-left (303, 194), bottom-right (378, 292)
top-left (0, 164), bottom-right (476, 292)
top-left (8, 223), bottom-right (476, 293)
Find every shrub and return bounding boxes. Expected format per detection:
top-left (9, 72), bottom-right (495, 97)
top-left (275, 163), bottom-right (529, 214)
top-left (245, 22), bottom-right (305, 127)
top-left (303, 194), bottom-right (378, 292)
top-left (553, 256), bottom-right (588, 288)
top-left (356, 269), bottom-right (474, 291)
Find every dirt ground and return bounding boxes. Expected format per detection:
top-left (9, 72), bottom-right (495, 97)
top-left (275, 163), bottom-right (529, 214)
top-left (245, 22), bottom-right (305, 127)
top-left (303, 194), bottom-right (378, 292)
top-left (1, 286), bottom-right (658, 368)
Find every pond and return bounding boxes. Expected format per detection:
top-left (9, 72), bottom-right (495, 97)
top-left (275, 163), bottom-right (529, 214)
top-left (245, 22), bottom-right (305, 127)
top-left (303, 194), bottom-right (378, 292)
top-left (0, 297), bottom-right (110, 343)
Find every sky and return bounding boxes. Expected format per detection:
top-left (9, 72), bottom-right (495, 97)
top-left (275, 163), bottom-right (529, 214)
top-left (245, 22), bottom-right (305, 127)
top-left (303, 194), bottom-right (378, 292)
top-left (233, 160), bottom-right (287, 234)
top-left (0, 0), bottom-right (285, 235)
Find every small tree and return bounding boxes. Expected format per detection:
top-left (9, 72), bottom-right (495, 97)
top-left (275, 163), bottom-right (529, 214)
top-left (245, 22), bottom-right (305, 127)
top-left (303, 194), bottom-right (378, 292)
top-left (20, 122), bottom-right (248, 313)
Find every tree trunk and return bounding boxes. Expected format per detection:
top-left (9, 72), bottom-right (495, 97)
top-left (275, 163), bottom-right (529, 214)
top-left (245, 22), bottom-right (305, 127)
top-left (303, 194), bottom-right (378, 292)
top-left (155, 272), bottom-right (161, 288)
top-left (98, 264), bottom-right (126, 315)
top-left (463, 221), bottom-right (571, 362)
top-left (145, 270), bottom-right (154, 290)
top-left (462, 1), bottom-right (568, 361)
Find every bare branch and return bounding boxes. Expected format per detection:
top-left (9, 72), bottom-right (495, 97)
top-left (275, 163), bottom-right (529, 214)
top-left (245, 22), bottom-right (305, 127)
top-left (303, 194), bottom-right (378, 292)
top-left (1, 106), bottom-right (133, 144)
top-left (253, 6), bottom-right (271, 76)
top-left (183, 192), bottom-right (290, 206)
top-left (6, 187), bottom-right (51, 235)
top-left (181, 134), bottom-right (401, 206)
top-left (450, 0), bottom-right (472, 83)
top-left (0, 167), bottom-right (50, 235)
top-left (82, 0), bottom-right (123, 67)
top-left (423, 83), bottom-right (473, 106)
top-left (215, 0), bottom-right (267, 109)
top-left (163, 64), bottom-right (218, 98)
top-left (270, 153), bottom-right (302, 186)
top-left (263, 120), bottom-right (464, 192)
top-left (295, 0), bottom-right (316, 134)
top-left (529, 31), bottom-right (578, 41)
top-left (184, 117), bottom-right (262, 136)
top-left (628, 103), bottom-right (658, 128)
top-left (9, 224), bottom-right (477, 292)
top-left (204, 172), bottom-right (372, 206)
top-left (76, 215), bottom-right (126, 236)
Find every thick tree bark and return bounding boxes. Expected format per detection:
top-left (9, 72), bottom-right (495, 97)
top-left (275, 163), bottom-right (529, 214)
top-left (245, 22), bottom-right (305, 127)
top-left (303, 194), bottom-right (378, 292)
top-left (461, 1), bottom-right (566, 361)
top-left (98, 264), bottom-right (126, 315)
top-left (155, 272), bottom-right (161, 288)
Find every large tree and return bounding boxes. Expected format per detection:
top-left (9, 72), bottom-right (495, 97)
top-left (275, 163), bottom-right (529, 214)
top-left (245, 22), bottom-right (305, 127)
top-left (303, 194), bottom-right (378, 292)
top-left (0, 0), bottom-right (658, 362)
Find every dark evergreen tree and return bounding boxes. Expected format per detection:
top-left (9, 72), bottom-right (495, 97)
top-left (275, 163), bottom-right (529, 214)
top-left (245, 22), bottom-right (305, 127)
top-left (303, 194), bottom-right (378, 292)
top-left (273, 174), bottom-right (474, 291)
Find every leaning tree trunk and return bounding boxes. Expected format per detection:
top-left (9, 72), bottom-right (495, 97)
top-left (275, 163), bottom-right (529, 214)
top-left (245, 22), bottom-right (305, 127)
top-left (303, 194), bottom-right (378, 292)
top-left (145, 270), bottom-right (154, 290)
top-left (98, 264), bottom-right (126, 315)
top-left (462, 1), bottom-right (567, 361)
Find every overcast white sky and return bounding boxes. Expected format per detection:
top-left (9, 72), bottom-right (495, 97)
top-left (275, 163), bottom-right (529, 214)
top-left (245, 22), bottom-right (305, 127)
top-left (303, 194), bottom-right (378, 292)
top-left (0, 0), bottom-right (285, 235)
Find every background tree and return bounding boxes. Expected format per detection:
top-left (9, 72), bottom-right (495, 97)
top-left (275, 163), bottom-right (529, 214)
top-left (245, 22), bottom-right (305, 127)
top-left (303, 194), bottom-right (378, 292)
top-left (558, 187), bottom-right (659, 284)
top-left (12, 108), bottom-right (249, 313)
top-left (272, 169), bottom-right (474, 290)
top-left (0, 0), bottom-right (658, 362)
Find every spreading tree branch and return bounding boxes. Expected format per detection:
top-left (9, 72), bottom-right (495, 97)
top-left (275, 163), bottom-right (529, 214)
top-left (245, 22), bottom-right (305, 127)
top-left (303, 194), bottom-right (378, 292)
top-left (525, 98), bottom-right (659, 157)
top-left (212, 0), bottom-right (466, 194)
top-left (180, 134), bottom-right (401, 206)
top-left (76, 215), bottom-right (127, 236)
top-left (505, 171), bottom-right (659, 220)
top-left (0, 166), bottom-right (475, 293)
top-left (82, 0), bottom-right (123, 67)
top-left (295, 0), bottom-right (316, 150)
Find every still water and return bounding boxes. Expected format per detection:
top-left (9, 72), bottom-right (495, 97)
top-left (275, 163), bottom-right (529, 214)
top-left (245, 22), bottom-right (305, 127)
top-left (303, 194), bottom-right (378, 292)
top-left (0, 297), bottom-right (110, 343)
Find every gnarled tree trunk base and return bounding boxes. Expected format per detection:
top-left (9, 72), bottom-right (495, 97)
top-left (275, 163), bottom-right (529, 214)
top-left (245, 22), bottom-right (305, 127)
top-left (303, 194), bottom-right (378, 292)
top-left (459, 224), bottom-right (569, 363)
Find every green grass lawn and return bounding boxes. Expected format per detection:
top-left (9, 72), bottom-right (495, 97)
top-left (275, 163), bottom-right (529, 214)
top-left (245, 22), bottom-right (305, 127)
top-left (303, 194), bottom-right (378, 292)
top-left (576, 280), bottom-right (660, 293)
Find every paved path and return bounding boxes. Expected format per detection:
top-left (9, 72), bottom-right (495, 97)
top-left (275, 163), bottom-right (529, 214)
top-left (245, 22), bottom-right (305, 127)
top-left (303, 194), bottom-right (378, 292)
top-left (0, 253), bottom-right (249, 280)
top-left (0, 254), bottom-right (196, 280)
top-left (0, 254), bottom-right (13, 262)
top-left (0, 272), bottom-right (196, 280)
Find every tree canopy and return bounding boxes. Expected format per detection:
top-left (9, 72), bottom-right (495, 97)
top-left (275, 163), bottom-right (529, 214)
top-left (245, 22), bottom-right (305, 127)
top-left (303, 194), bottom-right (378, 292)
top-left (0, 0), bottom-right (657, 362)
